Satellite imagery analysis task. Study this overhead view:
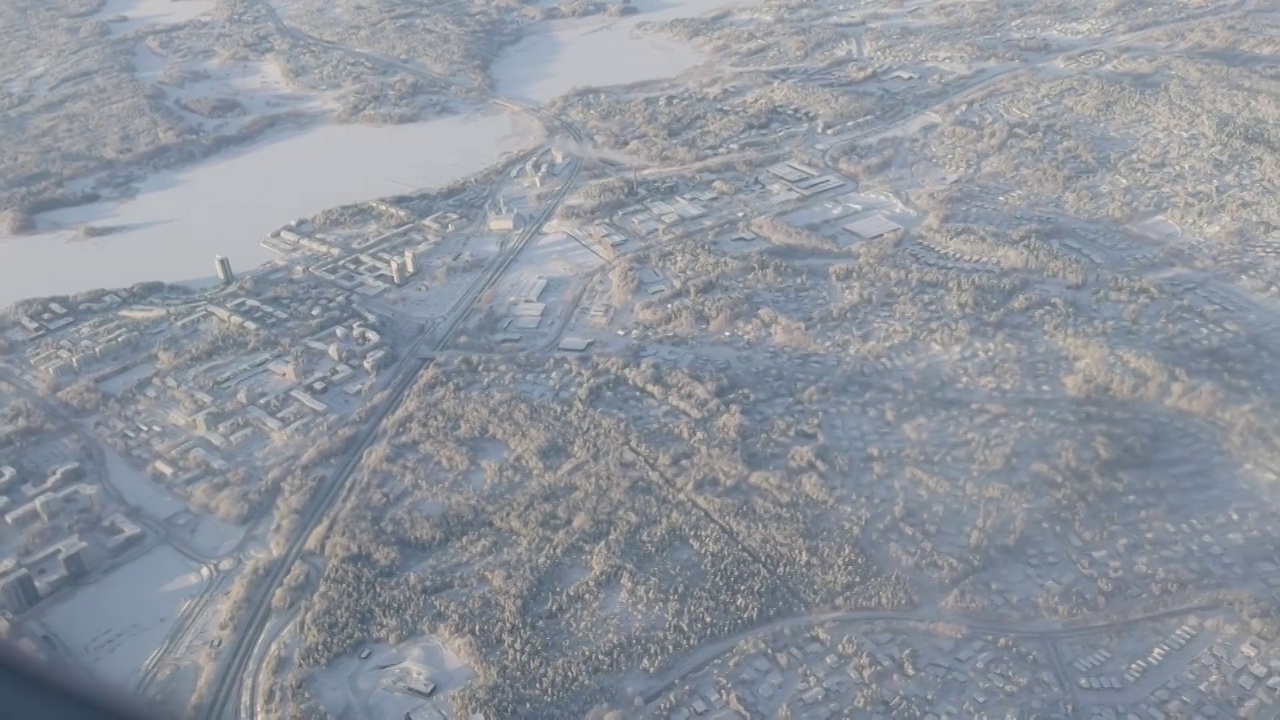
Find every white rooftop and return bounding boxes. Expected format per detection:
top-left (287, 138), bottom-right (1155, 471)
top-left (843, 214), bottom-right (903, 239)
top-left (558, 337), bottom-right (593, 352)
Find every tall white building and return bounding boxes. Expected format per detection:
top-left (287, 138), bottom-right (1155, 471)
top-left (403, 249), bottom-right (418, 276)
top-left (214, 255), bottom-right (234, 284)
top-left (389, 258), bottom-right (406, 286)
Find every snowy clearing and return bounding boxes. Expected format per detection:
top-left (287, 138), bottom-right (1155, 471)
top-left (309, 636), bottom-right (475, 719)
top-left (42, 545), bottom-right (208, 691)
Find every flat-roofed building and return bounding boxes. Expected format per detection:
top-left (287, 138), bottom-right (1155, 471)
top-left (843, 214), bottom-right (904, 240)
top-left (103, 513), bottom-right (144, 555)
top-left (58, 537), bottom-right (89, 581)
top-left (487, 213), bottom-right (519, 232)
top-left (511, 302), bottom-right (546, 318)
top-left (34, 493), bottom-right (61, 523)
top-left (0, 568), bottom-right (40, 612)
top-left (511, 316), bottom-right (541, 330)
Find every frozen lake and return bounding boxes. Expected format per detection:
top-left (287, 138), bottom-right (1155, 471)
top-left (0, 111), bottom-right (540, 308)
top-left (0, 0), bottom-right (743, 308)
top-left (492, 0), bottom-right (744, 103)
top-left (95, 0), bottom-right (217, 34)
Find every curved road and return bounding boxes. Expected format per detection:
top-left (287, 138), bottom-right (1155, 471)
top-left (638, 597), bottom-right (1224, 705)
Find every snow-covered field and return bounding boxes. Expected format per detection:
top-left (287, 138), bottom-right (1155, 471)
top-left (101, 447), bottom-right (243, 557)
top-left (0, 111), bottom-right (541, 307)
top-left (492, 0), bottom-right (747, 103)
top-left (42, 545), bottom-right (208, 691)
top-left (102, 444), bottom-right (187, 519)
top-left (309, 636), bottom-right (475, 719)
top-left (95, 0), bottom-right (217, 33)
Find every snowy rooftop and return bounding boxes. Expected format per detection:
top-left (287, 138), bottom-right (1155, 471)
top-left (843, 214), bottom-right (903, 239)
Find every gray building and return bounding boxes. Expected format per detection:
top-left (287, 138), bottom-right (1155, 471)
top-left (0, 568), bottom-right (40, 613)
top-left (214, 255), bottom-right (235, 284)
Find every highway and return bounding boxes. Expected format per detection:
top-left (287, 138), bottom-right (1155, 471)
top-left (200, 155), bottom-right (583, 720)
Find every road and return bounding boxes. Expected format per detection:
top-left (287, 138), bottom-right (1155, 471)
top-left (201, 161), bottom-right (584, 720)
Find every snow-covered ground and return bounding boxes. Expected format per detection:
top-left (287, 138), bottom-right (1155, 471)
top-left (309, 636), bottom-right (475, 719)
top-left (492, 0), bottom-right (750, 103)
top-left (521, 230), bottom-right (607, 277)
top-left (133, 40), bottom-right (327, 133)
top-left (41, 545), bottom-right (208, 691)
top-left (167, 510), bottom-right (244, 558)
top-left (0, 111), bottom-right (541, 307)
top-left (95, 0), bottom-right (217, 33)
top-left (101, 443), bottom-right (188, 519)
top-left (100, 448), bottom-right (243, 557)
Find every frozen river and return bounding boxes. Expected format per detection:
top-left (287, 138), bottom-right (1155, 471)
top-left (0, 111), bottom-right (538, 308)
